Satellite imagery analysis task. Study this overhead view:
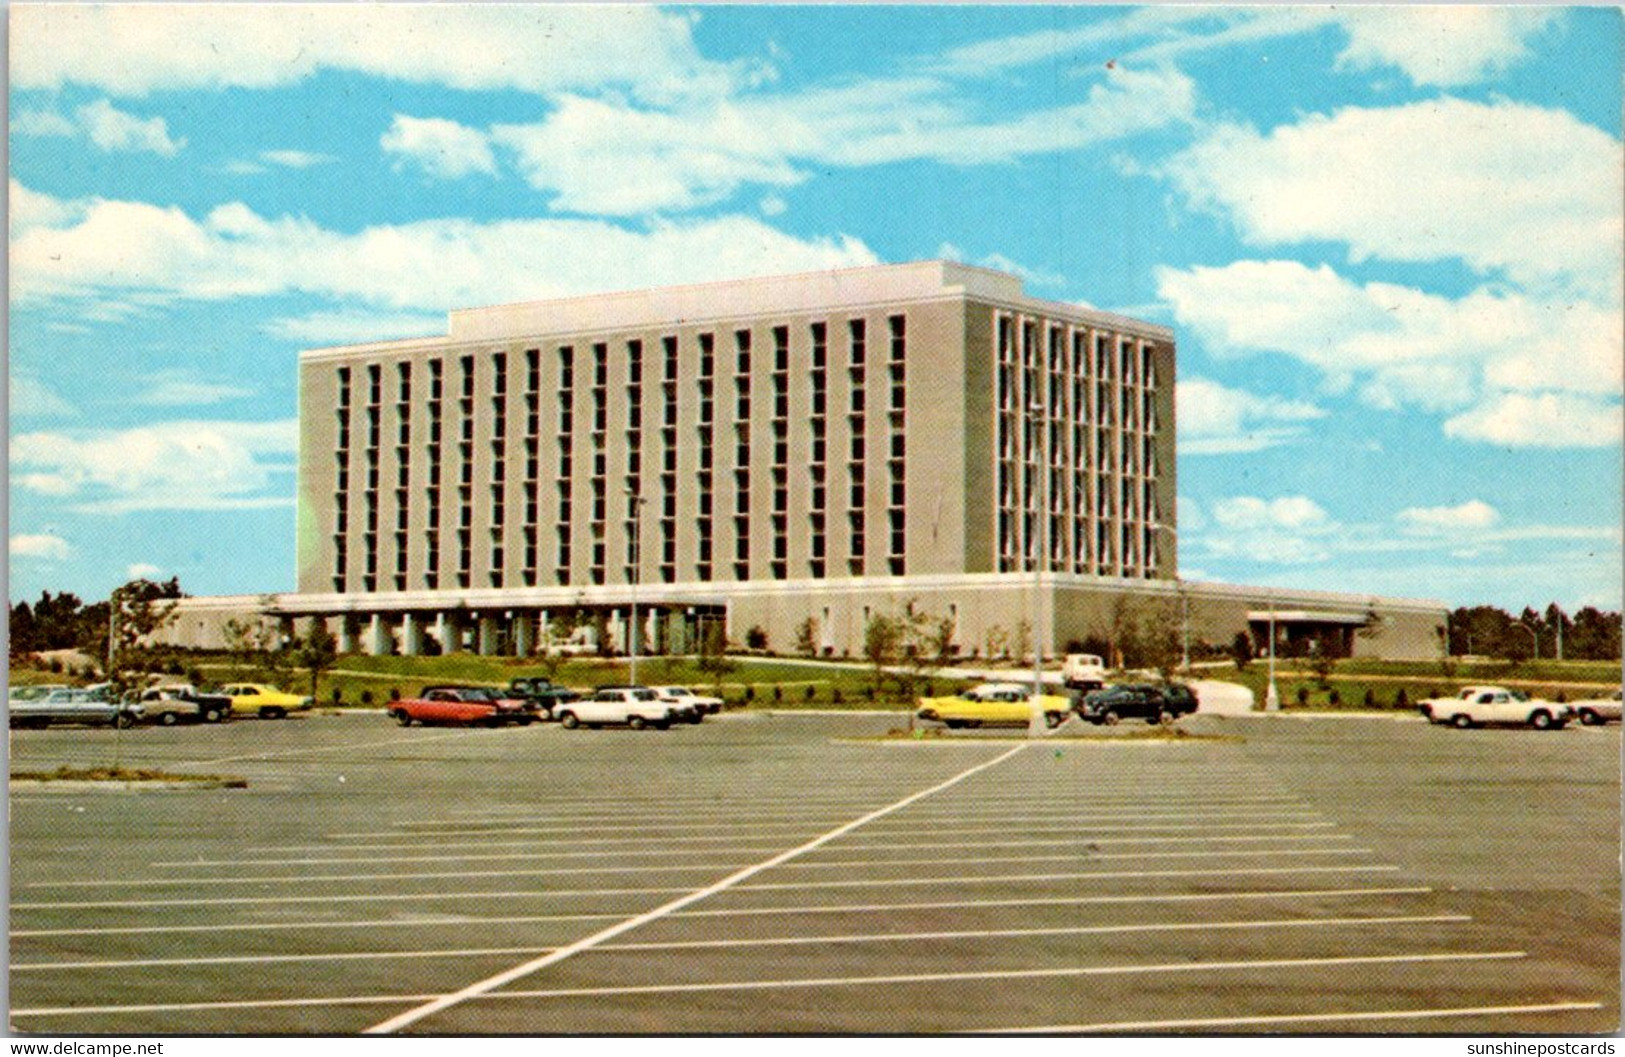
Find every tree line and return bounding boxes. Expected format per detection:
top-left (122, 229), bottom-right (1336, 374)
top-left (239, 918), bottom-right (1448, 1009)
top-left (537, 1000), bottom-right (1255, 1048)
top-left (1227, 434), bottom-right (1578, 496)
top-left (1444, 604), bottom-right (1620, 662)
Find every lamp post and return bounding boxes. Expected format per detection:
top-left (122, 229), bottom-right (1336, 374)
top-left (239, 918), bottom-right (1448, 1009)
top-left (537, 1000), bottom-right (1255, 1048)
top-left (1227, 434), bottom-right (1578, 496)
top-left (1515, 621), bottom-right (1538, 662)
top-left (1150, 523), bottom-right (1188, 673)
top-left (1028, 397), bottom-right (1048, 738)
top-left (1264, 593), bottom-right (1281, 711)
top-left (625, 486), bottom-right (645, 685)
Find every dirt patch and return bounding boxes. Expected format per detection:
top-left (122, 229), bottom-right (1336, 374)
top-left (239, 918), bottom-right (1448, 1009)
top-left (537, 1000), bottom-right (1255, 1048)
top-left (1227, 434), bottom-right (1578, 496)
top-left (11, 766), bottom-right (246, 789)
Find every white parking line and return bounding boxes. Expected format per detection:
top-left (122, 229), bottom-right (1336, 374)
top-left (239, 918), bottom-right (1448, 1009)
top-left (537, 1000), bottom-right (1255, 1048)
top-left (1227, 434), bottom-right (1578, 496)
top-left (363, 742), bottom-right (1033, 1034)
top-left (14, 885), bottom-right (1433, 938)
top-left (977, 1001), bottom-right (1606, 1034)
top-left (12, 861), bottom-right (1402, 911)
top-left (11, 950), bottom-right (1524, 1020)
top-left (12, 913), bottom-right (1467, 972)
top-left (327, 808), bottom-right (1326, 840)
top-left (471, 950), bottom-right (1530, 1001)
top-left (180, 728), bottom-right (479, 768)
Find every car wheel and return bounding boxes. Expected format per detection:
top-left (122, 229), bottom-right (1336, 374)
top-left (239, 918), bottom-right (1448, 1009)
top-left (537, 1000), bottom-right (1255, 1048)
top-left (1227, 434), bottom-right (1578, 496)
top-left (1580, 709), bottom-right (1601, 726)
top-left (159, 711), bottom-right (179, 727)
top-left (537, 707), bottom-right (554, 723)
top-left (1044, 711), bottom-right (1064, 729)
top-left (392, 709), bottom-right (412, 727)
top-left (1102, 710), bottom-right (1120, 726)
top-left (629, 715), bottom-right (647, 730)
top-left (654, 719), bottom-right (671, 731)
top-left (1529, 710), bottom-right (1553, 730)
top-left (559, 712), bottom-right (580, 729)
top-left (1157, 710), bottom-right (1175, 726)
top-left (203, 708), bottom-right (224, 723)
top-left (515, 715), bottom-right (534, 726)
top-left (261, 706), bottom-right (286, 720)
top-left (943, 719), bottom-right (963, 729)
top-left (1451, 713), bottom-right (1474, 729)
top-left (688, 712), bottom-right (703, 725)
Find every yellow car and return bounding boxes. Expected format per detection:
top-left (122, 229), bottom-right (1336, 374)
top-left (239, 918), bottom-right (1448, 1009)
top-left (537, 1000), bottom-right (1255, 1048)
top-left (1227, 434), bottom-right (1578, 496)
top-left (219, 683), bottom-right (314, 719)
top-left (916, 682), bottom-right (1075, 729)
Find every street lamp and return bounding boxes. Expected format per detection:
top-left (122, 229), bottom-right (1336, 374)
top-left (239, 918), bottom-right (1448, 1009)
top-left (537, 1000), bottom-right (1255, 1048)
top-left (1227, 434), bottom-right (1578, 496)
top-left (1028, 397), bottom-right (1048, 738)
top-left (1150, 523), bottom-right (1188, 673)
top-left (625, 486), bottom-right (645, 685)
top-left (1515, 621), bottom-right (1539, 662)
top-left (1264, 600), bottom-right (1280, 711)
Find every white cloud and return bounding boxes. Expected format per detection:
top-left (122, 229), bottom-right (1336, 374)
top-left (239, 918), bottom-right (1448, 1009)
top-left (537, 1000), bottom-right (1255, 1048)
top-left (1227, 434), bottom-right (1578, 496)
top-left (11, 6), bottom-right (740, 102)
top-left (1177, 377), bottom-right (1326, 455)
top-left (1443, 393), bottom-right (1625, 450)
top-left (1213, 496), bottom-right (1331, 532)
top-left (381, 115), bottom-right (497, 180)
top-left (126, 562), bottom-right (163, 579)
top-left (10, 374), bottom-right (77, 418)
top-left (10, 534), bottom-right (72, 561)
top-left (1163, 98), bottom-right (1622, 298)
top-left (10, 419), bottom-right (298, 513)
top-left (76, 99), bottom-right (185, 156)
top-left (1335, 8), bottom-right (1561, 87)
top-left (489, 65), bottom-right (1194, 214)
top-left (1397, 500), bottom-right (1501, 533)
top-left (261, 150), bottom-right (335, 169)
top-left (759, 195), bottom-right (787, 217)
top-left (133, 371), bottom-right (254, 407)
top-left (1157, 259), bottom-right (1624, 441)
top-left (10, 181), bottom-right (880, 315)
top-left (264, 309), bottom-right (446, 345)
top-left (11, 100), bottom-right (184, 156)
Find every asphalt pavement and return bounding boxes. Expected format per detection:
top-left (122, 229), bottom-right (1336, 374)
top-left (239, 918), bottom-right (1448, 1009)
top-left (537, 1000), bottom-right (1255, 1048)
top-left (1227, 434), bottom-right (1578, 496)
top-left (8, 709), bottom-right (1619, 1034)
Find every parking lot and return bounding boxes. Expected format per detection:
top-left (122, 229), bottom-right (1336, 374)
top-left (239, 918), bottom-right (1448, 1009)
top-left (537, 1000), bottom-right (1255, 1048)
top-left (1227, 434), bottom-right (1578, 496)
top-left (9, 711), bottom-right (1619, 1035)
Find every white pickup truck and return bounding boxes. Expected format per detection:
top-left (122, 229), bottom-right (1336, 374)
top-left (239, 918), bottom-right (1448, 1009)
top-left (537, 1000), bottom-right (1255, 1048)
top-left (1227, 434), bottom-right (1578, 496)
top-left (1419, 685), bottom-right (1573, 730)
top-left (556, 687), bottom-right (683, 731)
top-left (1061, 653), bottom-right (1108, 690)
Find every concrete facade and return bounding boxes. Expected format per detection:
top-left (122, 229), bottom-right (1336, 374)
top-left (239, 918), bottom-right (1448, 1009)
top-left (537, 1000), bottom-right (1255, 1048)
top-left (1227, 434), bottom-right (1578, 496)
top-left (158, 260), bottom-right (1447, 661)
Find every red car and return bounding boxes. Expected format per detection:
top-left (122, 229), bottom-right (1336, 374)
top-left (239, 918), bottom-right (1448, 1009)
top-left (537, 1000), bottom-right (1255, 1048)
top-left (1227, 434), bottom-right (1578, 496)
top-left (389, 686), bottom-right (540, 727)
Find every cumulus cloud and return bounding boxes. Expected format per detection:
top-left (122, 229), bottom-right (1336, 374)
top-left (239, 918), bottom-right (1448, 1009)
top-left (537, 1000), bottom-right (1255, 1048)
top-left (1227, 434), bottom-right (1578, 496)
top-left (1443, 393), bottom-right (1625, 450)
top-left (264, 310), bottom-right (447, 346)
top-left (11, 99), bottom-right (184, 156)
top-left (10, 533), bottom-right (72, 561)
top-left (11, 419), bottom-right (298, 513)
top-left (127, 562), bottom-right (163, 579)
top-left (489, 64), bottom-right (1194, 214)
top-left (1163, 97), bottom-right (1622, 298)
top-left (9, 180), bottom-right (880, 316)
top-left (11, 5), bottom-right (739, 102)
top-left (1335, 8), bottom-right (1561, 87)
top-left (261, 150), bottom-right (335, 169)
top-left (1157, 259), bottom-right (1623, 445)
top-left (11, 374), bottom-right (77, 418)
top-left (132, 371), bottom-right (254, 407)
top-left (1177, 377), bottom-right (1326, 455)
top-left (1397, 501), bottom-right (1501, 533)
top-left (381, 115), bottom-right (497, 180)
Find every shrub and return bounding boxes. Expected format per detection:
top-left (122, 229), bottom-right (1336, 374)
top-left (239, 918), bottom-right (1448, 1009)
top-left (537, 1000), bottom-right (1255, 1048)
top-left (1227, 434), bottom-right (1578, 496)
top-left (1364, 688), bottom-right (1376, 708)
top-left (48, 658), bottom-right (63, 673)
top-left (1328, 689), bottom-right (1341, 706)
top-left (746, 625), bottom-right (769, 650)
top-left (389, 687), bottom-right (401, 702)
top-left (331, 687), bottom-right (343, 704)
top-left (360, 690), bottom-right (374, 706)
top-left (773, 685), bottom-right (783, 702)
top-left (1395, 688), bottom-right (1410, 709)
top-left (744, 685), bottom-right (755, 702)
top-left (832, 688), bottom-right (843, 705)
top-left (803, 685), bottom-right (816, 702)
top-left (1295, 686), bottom-right (1309, 706)
top-left (187, 667), bottom-right (204, 686)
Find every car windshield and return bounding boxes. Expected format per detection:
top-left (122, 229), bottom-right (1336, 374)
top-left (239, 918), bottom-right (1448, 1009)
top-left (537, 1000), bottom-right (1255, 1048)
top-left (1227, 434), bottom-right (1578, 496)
top-left (664, 687), bottom-right (691, 696)
top-left (633, 689), bottom-right (658, 701)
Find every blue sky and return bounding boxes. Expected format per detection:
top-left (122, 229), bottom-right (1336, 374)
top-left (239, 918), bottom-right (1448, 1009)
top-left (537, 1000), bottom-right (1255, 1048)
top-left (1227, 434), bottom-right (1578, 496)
top-left (8, 5), bottom-right (1622, 611)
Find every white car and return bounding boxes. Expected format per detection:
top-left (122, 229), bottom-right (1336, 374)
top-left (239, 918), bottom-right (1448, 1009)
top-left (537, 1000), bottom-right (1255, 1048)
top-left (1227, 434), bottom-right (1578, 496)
top-left (652, 685), bottom-right (723, 716)
top-left (556, 687), bottom-right (681, 730)
top-left (1062, 653), bottom-right (1107, 690)
top-left (1420, 685), bottom-right (1572, 730)
top-left (1571, 689), bottom-right (1621, 726)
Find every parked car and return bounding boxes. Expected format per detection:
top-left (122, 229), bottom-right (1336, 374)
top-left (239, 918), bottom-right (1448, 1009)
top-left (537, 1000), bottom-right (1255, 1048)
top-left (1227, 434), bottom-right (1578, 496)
top-left (504, 676), bottom-right (583, 720)
top-left (652, 685), bottom-right (723, 718)
top-left (916, 682), bottom-right (1074, 729)
top-left (1572, 689), bottom-right (1622, 726)
top-left (1077, 683), bottom-right (1197, 725)
top-left (137, 685), bottom-right (232, 725)
top-left (390, 686), bottom-right (539, 727)
top-left (10, 685), bottom-right (142, 729)
top-left (1418, 685), bottom-right (1572, 729)
top-left (1061, 653), bottom-right (1108, 691)
top-left (218, 683), bottom-right (314, 719)
top-left (556, 687), bottom-right (681, 730)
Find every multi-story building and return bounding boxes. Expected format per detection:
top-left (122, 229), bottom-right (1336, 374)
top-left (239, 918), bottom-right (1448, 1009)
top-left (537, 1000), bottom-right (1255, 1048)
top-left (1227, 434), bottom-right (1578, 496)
top-left (163, 260), bottom-right (1444, 660)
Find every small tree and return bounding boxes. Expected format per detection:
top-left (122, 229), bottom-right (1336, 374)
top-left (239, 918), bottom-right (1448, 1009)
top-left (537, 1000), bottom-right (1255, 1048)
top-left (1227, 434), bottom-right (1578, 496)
top-left (1308, 641), bottom-right (1336, 689)
top-left (745, 625), bottom-right (769, 651)
top-left (298, 620), bottom-right (339, 700)
top-left (983, 624), bottom-right (1010, 661)
top-left (1230, 631), bottom-right (1254, 672)
top-left (794, 616), bottom-right (819, 657)
top-left (694, 619), bottom-right (736, 693)
top-left (864, 613), bottom-right (904, 696)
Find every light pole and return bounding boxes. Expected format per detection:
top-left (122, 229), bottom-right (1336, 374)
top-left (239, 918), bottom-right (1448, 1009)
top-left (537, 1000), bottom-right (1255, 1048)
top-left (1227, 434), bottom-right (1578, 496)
top-left (1027, 397), bottom-right (1048, 738)
top-left (626, 486), bottom-right (645, 685)
top-left (1264, 593), bottom-right (1280, 711)
top-left (1515, 621), bottom-right (1538, 662)
top-left (1150, 523), bottom-right (1188, 673)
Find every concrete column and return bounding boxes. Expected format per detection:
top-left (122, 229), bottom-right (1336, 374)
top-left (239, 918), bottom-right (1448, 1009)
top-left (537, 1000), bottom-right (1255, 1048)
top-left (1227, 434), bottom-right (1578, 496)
top-left (513, 612), bottom-right (534, 657)
top-left (337, 616), bottom-right (356, 654)
top-left (366, 613), bottom-right (389, 656)
top-left (402, 613), bottom-right (424, 657)
top-left (478, 615), bottom-right (499, 656)
top-left (432, 612), bottom-right (449, 654)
